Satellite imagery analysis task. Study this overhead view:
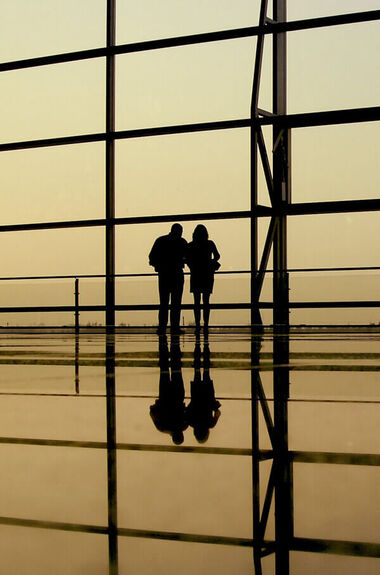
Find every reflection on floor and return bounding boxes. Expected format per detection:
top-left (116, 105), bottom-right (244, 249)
top-left (0, 328), bottom-right (379, 574)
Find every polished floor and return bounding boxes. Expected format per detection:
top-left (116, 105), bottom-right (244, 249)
top-left (0, 328), bottom-right (379, 574)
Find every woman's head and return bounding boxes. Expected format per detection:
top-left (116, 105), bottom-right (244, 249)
top-left (193, 224), bottom-right (209, 242)
top-left (194, 425), bottom-right (209, 443)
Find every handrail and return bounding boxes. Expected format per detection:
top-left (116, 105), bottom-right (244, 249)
top-left (0, 266), bottom-right (378, 282)
top-left (0, 268), bottom-right (377, 329)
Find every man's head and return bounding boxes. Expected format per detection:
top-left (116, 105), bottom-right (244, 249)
top-left (170, 223), bottom-right (183, 238)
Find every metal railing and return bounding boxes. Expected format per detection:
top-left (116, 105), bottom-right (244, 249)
top-left (0, 265), bottom-right (378, 329)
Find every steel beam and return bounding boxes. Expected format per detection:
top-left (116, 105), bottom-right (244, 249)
top-left (251, 332), bottom-right (265, 574)
top-left (252, 0), bottom-right (269, 112)
top-left (105, 6), bottom-right (118, 571)
top-left (1, 106), bottom-right (379, 154)
top-left (259, 462), bottom-right (276, 539)
top-left (272, 1), bottom-right (291, 331)
top-left (272, 5), bottom-right (292, 575)
top-left (291, 537), bottom-right (380, 558)
top-left (257, 127), bottom-right (275, 205)
top-left (106, 332), bottom-right (118, 575)
top-left (261, 106), bottom-right (380, 128)
top-left (256, 378), bottom-right (276, 448)
top-left (286, 198), bottom-right (380, 215)
top-left (254, 217), bottom-right (278, 301)
top-left (273, 337), bottom-right (292, 575)
top-left (292, 451), bottom-right (380, 466)
top-left (105, 0), bottom-right (116, 331)
top-left (1, 196), bottom-right (378, 234)
top-left (250, 0), bottom-right (269, 328)
top-left (1, 9), bottom-right (379, 73)
top-left (0, 209), bottom-right (269, 234)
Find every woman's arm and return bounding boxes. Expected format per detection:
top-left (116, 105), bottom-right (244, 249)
top-left (211, 241), bottom-right (220, 262)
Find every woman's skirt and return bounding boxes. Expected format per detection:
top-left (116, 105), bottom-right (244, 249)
top-left (190, 269), bottom-right (214, 294)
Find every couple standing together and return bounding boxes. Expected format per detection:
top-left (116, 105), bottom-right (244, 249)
top-left (149, 223), bottom-right (220, 335)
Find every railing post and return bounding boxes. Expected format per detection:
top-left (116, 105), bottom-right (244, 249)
top-left (74, 278), bottom-right (80, 335)
top-left (74, 277), bottom-right (80, 394)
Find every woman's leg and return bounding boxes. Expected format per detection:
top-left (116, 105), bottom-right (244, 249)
top-left (193, 292), bottom-right (201, 330)
top-left (203, 293), bottom-right (210, 329)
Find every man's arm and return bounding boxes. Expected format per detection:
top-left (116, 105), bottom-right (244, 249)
top-left (149, 239), bottom-right (159, 269)
top-left (181, 238), bottom-right (188, 269)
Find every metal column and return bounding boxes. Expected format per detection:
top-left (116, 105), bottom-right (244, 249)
top-left (105, 5), bottom-right (118, 574)
top-left (272, 4), bottom-right (292, 574)
top-left (106, 0), bottom-right (116, 330)
top-left (273, 335), bottom-right (292, 575)
top-left (106, 333), bottom-right (119, 574)
top-left (250, 0), bottom-right (269, 329)
top-left (251, 5), bottom-right (269, 571)
top-left (273, 0), bottom-right (291, 332)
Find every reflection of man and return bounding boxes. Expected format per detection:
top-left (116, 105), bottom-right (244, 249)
top-left (150, 336), bottom-right (187, 444)
top-left (149, 223), bottom-right (187, 335)
top-left (186, 341), bottom-right (221, 443)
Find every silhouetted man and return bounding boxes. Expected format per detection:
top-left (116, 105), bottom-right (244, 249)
top-left (149, 223), bottom-right (187, 335)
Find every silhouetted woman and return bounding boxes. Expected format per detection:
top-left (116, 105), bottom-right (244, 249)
top-left (186, 224), bottom-right (220, 332)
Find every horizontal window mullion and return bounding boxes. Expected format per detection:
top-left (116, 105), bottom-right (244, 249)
top-left (2, 106), bottom-right (380, 153)
top-left (1, 10), bottom-right (379, 73)
top-left (0, 209), bottom-right (270, 233)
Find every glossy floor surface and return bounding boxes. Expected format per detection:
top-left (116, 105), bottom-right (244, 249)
top-left (0, 328), bottom-right (379, 574)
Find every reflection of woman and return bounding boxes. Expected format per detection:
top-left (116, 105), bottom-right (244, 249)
top-left (186, 342), bottom-right (221, 442)
top-left (186, 225), bottom-right (220, 332)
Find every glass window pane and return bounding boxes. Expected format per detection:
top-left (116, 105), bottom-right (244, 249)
top-left (119, 537), bottom-right (253, 575)
top-left (116, 39), bottom-right (256, 130)
top-left (116, 0), bottom-right (259, 44)
top-left (0, 445), bottom-right (107, 524)
top-left (294, 463), bottom-right (380, 542)
top-left (116, 130), bottom-right (250, 218)
top-left (117, 450), bottom-right (252, 537)
top-left (0, 228), bottom-right (104, 277)
top-left (0, 0), bottom-right (105, 62)
top-left (288, 22), bottom-right (380, 113)
top-left (0, 278), bottom-right (105, 327)
top-left (1, 59), bottom-right (105, 143)
top-left (0, 527), bottom-right (108, 575)
top-left (288, 213), bottom-right (380, 324)
top-left (288, 213), bottom-right (379, 269)
top-left (0, 144), bottom-right (104, 225)
top-left (292, 124), bottom-right (380, 203)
